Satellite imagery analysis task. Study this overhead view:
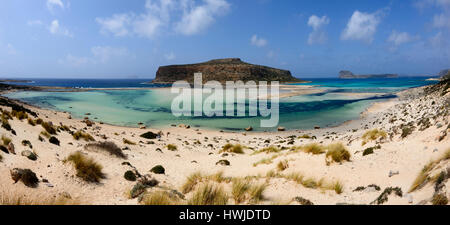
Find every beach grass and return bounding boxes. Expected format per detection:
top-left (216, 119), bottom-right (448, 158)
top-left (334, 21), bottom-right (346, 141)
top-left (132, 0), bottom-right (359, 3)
top-left (64, 151), bottom-right (105, 183)
top-left (187, 183), bottom-right (228, 205)
top-left (220, 143), bottom-right (244, 154)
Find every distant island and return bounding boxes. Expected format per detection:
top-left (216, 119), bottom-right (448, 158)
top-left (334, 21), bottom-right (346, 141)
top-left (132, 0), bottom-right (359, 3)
top-left (339, 70), bottom-right (398, 79)
top-left (152, 58), bottom-right (304, 84)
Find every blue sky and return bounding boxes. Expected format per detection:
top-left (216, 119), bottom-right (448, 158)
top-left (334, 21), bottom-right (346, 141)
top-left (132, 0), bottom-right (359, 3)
top-left (0, 0), bottom-right (449, 78)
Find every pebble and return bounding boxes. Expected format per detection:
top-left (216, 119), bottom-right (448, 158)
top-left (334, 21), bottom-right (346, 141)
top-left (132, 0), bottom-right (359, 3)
top-left (389, 170), bottom-right (399, 177)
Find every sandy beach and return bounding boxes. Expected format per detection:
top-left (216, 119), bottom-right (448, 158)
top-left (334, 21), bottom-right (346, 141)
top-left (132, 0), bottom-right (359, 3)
top-left (0, 83), bottom-right (448, 205)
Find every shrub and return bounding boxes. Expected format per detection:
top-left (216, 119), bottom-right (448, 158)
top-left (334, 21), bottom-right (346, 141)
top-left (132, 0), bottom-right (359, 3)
top-left (27, 118), bottom-right (36, 126)
top-left (277, 160), bottom-right (289, 171)
top-left (362, 147), bottom-right (374, 156)
top-left (300, 143), bottom-right (326, 155)
top-left (41, 122), bottom-right (56, 135)
top-left (84, 141), bottom-right (125, 158)
top-left (12, 111), bottom-right (28, 120)
top-left (123, 138), bottom-right (136, 145)
top-left (40, 131), bottom-right (51, 138)
top-left (1, 135), bottom-right (12, 146)
top-left (362, 129), bottom-right (387, 145)
top-left (1, 120), bottom-right (11, 131)
top-left (220, 144), bottom-right (244, 154)
top-left (124, 170), bottom-right (137, 181)
top-left (325, 143), bottom-right (351, 164)
top-left (73, 131), bottom-right (95, 142)
top-left (64, 152), bottom-right (105, 183)
top-left (253, 158), bottom-right (274, 167)
top-left (166, 144), bottom-right (177, 151)
top-left (150, 165), bottom-right (165, 174)
top-left (35, 118), bottom-right (43, 124)
top-left (141, 191), bottom-right (178, 205)
top-left (432, 194), bottom-right (448, 205)
top-left (188, 183), bottom-right (228, 205)
top-left (49, 136), bottom-right (60, 146)
top-left (298, 134), bottom-right (312, 139)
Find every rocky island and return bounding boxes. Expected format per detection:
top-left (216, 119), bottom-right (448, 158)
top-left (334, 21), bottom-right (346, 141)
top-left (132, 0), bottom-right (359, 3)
top-left (339, 70), bottom-right (398, 79)
top-left (152, 58), bottom-right (304, 84)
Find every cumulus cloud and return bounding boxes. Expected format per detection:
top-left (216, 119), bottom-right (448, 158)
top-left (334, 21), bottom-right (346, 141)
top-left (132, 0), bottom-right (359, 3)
top-left (250, 35), bottom-right (268, 47)
top-left (341, 10), bottom-right (384, 43)
top-left (307, 15), bottom-right (330, 45)
top-left (49, 20), bottom-right (73, 37)
top-left (96, 14), bottom-right (132, 37)
top-left (96, 0), bottom-right (230, 39)
top-left (47, 0), bottom-right (64, 12)
top-left (175, 0), bottom-right (230, 35)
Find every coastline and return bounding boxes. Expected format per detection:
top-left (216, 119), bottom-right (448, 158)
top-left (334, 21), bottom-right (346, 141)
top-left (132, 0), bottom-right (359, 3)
top-left (0, 82), bottom-right (448, 205)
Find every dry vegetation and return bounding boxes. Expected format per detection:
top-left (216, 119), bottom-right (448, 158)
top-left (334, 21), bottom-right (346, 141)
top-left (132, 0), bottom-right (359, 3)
top-left (187, 183), bottom-right (228, 205)
top-left (84, 141), bottom-right (126, 158)
top-left (362, 129), bottom-right (387, 145)
top-left (73, 130), bottom-right (95, 142)
top-left (220, 143), bottom-right (244, 154)
top-left (409, 148), bottom-right (450, 192)
top-left (64, 151), bottom-right (105, 183)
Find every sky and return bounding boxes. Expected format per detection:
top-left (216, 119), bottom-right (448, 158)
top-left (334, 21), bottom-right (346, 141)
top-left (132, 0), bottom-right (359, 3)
top-left (0, 0), bottom-right (449, 79)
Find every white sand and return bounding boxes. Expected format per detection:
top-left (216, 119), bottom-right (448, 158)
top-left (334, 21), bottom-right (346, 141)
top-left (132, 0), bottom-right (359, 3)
top-left (0, 86), bottom-right (448, 205)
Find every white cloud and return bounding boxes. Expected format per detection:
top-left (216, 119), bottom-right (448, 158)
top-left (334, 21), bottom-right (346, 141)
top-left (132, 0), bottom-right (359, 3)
top-left (387, 30), bottom-right (416, 47)
top-left (96, 14), bottom-right (131, 37)
top-left (175, 0), bottom-right (230, 35)
top-left (429, 31), bottom-right (446, 47)
top-left (96, 0), bottom-right (230, 39)
top-left (307, 15), bottom-right (329, 45)
top-left (58, 54), bottom-right (89, 67)
top-left (47, 0), bottom-right (64, 12)
top-left (250, 35), bottom-right (267, 47)
top-left (164, 52), bottom-right (176, 60)
top-left (341, 10), bottom-right (384, 43)
top-left (49, 20), bottom-right (73, 37)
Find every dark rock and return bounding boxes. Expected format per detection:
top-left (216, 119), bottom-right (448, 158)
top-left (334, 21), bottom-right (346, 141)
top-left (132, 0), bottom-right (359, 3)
top-left (216, 159), bottom-right (230, 166)
top-left (10, 168), bottom-right (39, 187)
top-left (21, 150), bottom-right (37, 161)
top-left (49, 136), bottom-right (60, 146)
top-left (293, 196), bottom-right (314, 205)
top-left (150, 165), bottom-right (165, 174)
top-left (124, 170), bottom-right (137, 181)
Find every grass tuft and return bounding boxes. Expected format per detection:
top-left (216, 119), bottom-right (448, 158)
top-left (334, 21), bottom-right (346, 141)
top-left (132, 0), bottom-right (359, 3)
top-left (166, 144), bottom-right (177, 151)
top-left (64, 151), bottom-right (105, 183)
top-left (84, 141), bottom-right (125, 158)
top-left (362, 129), bottom-right (387, 145)
top-left (73, 131), bottom-right (95, 142)
top-left (220, 144), bottom-right (244, 154)
top-left (253, 146), bottom-right (281, 155)
top-left (325, 143), bottom-right (351, 165)
top-left (277, 160), bottom-right (289, 171)
top-left (188, 183), bottom-right (228, 205)
top-left (140, 191), bottom-right (179, 205)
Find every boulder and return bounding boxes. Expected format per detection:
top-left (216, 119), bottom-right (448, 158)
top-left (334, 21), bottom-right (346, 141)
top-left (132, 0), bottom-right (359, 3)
top-left (21, 150), bottom-right (37, 161)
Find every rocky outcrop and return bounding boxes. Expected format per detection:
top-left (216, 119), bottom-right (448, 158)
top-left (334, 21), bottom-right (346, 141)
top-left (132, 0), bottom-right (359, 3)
top-left (153, 58), bottom-right (303, 84)
top-left (339, 70), bottom-right (398, 79)
top-left (438, 69), bottom-right (450, 78)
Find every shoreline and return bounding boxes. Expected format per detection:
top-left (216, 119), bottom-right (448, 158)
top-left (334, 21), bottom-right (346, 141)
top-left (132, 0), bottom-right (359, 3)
top-left (0, 82), bottom-right (448, 205)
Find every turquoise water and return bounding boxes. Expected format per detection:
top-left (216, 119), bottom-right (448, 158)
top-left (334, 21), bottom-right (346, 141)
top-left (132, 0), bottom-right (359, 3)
top-left (3, 77), bottom-right (437, 131)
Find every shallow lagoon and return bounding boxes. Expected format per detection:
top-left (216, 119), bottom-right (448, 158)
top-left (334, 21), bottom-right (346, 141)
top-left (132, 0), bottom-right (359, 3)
top-left (3, 77), bottom-right (437, 131)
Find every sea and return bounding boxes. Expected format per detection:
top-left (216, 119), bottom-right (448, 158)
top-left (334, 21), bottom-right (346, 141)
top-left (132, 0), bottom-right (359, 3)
top-left (2, 77), bottom-right (438, 131)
